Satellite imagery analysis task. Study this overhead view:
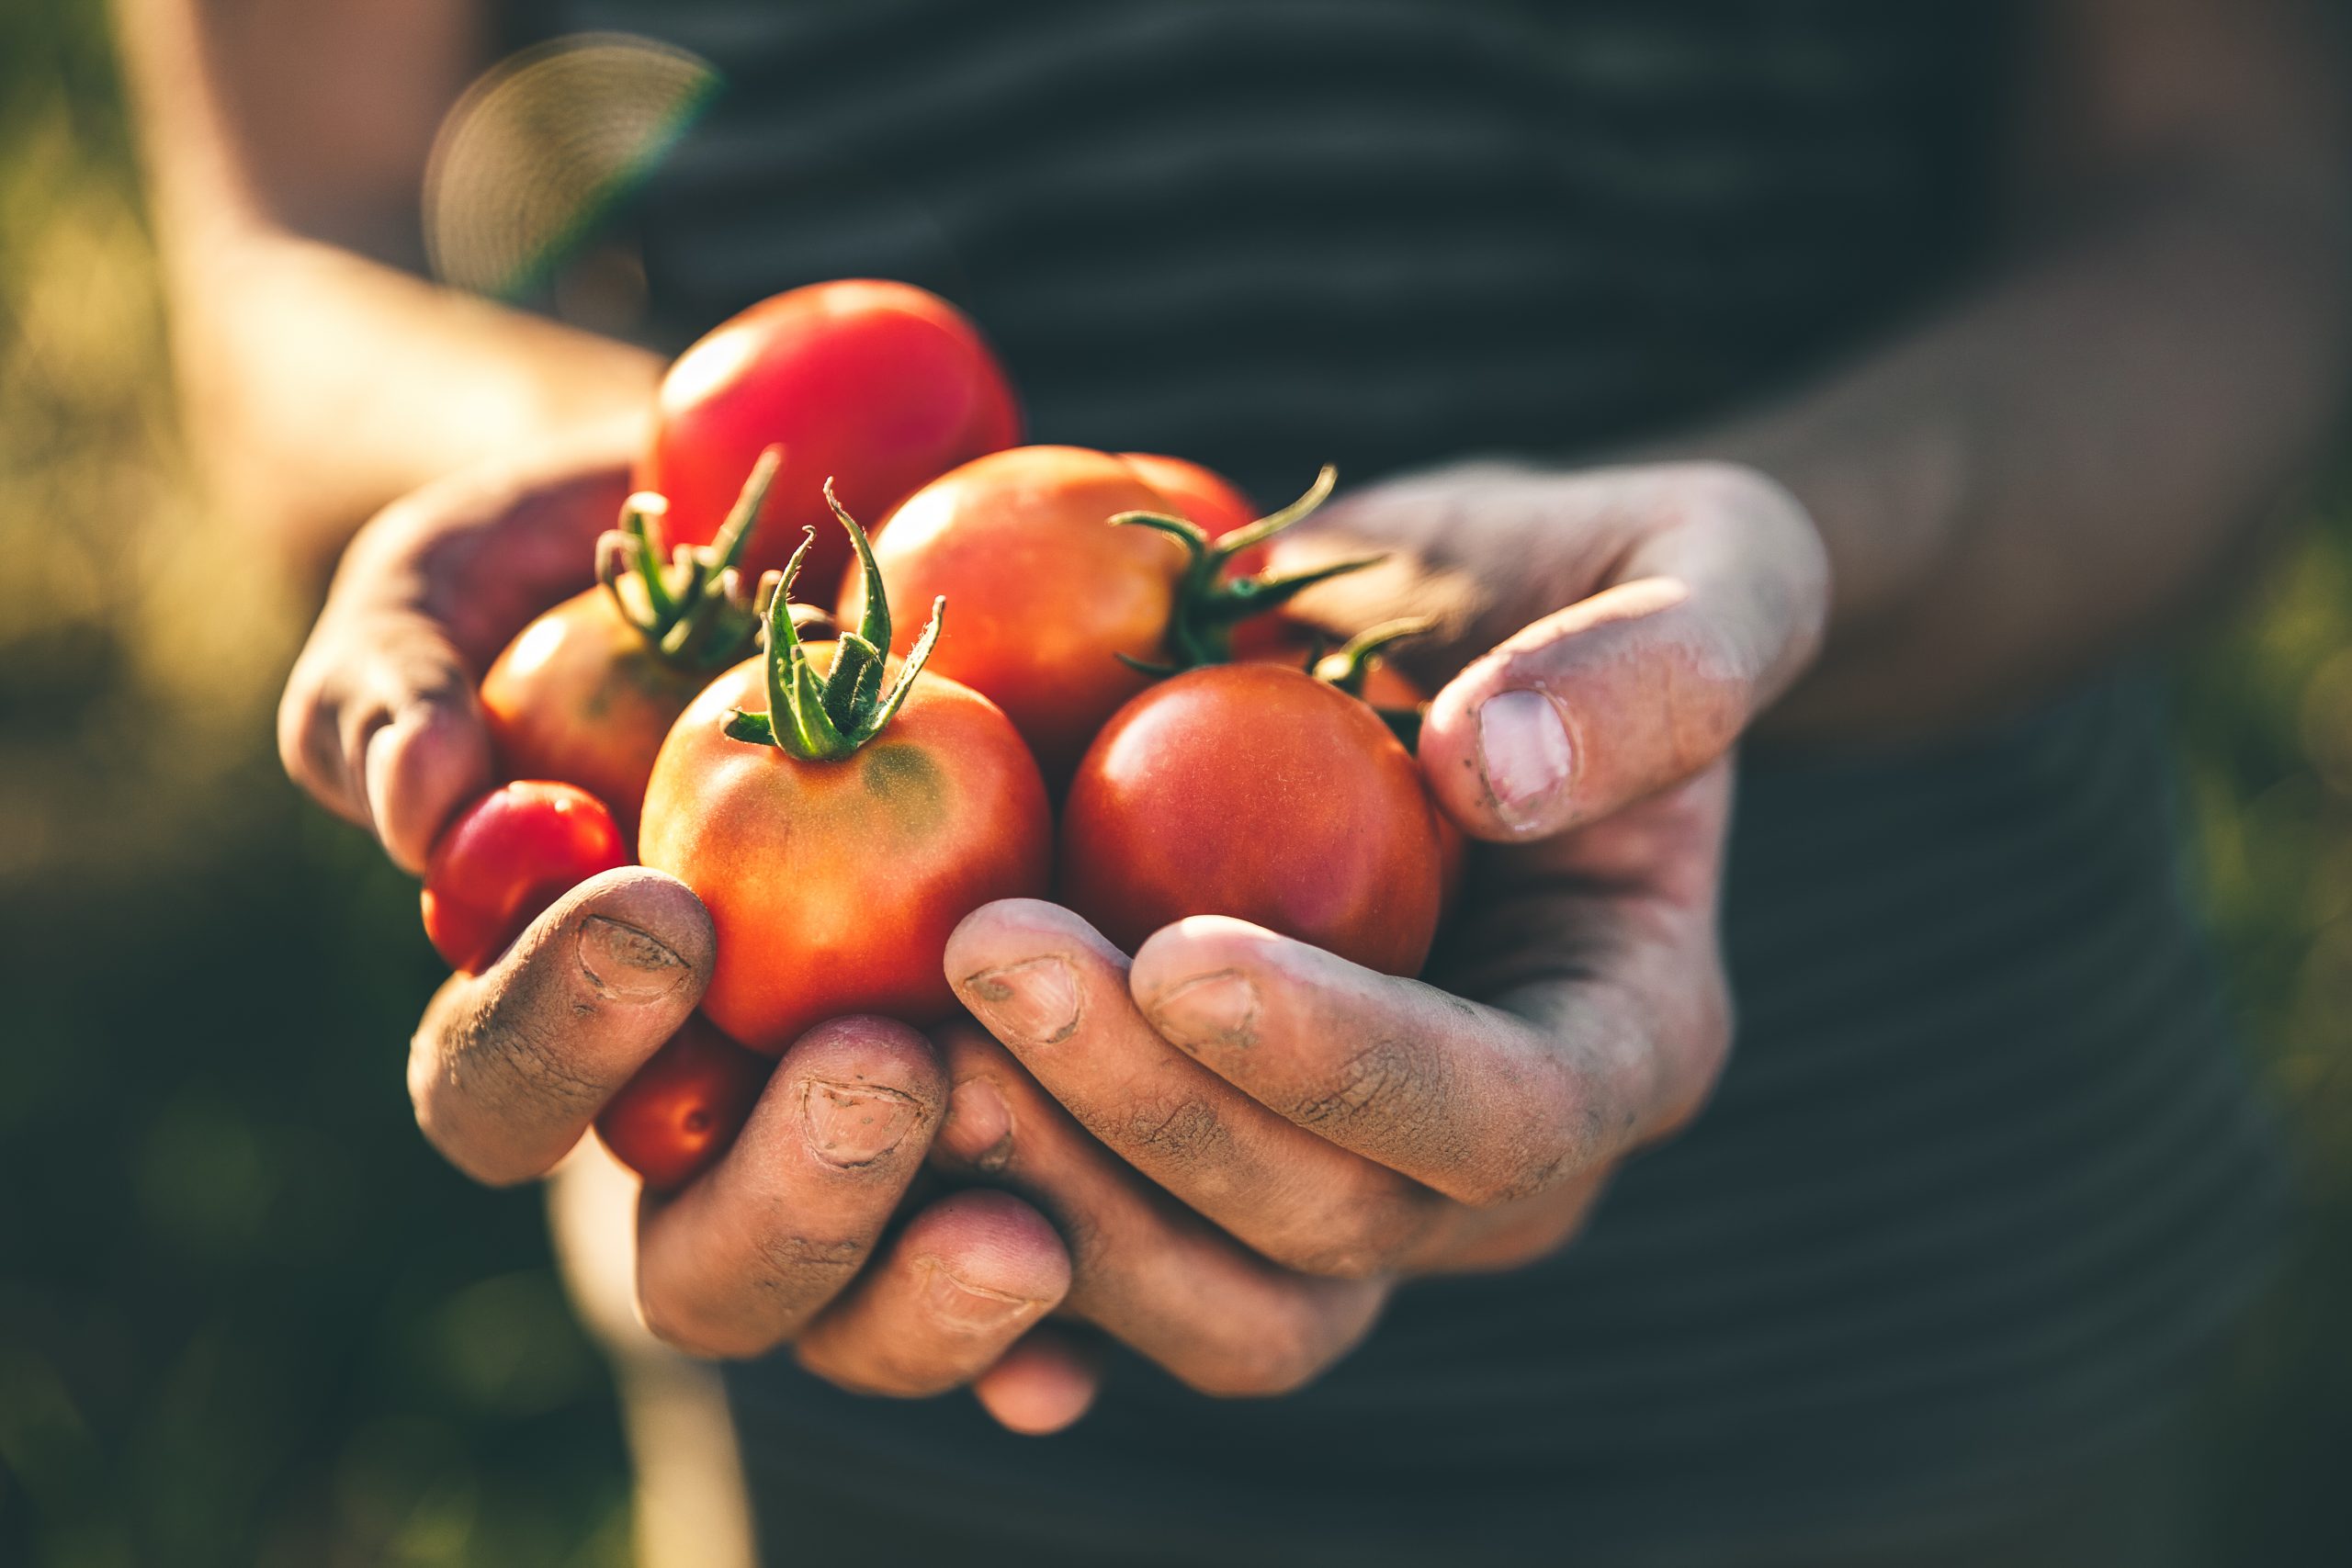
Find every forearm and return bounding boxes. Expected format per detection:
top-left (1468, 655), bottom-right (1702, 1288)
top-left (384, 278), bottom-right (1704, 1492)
top-left (165, 227), bottom-right (660, 574)
top-left (119, 0), bottom-right (662, 578)
top-left (1724, 173), bottom-right (2350, 737)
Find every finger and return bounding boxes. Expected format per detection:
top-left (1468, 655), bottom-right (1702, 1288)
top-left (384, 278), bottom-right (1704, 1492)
top-left (1419, 464), bottom-right (1826, 840)
top-left (280, 608), bottom-right (493, 873)
top-left (279, 452), bottom-right (637, 870)
top-left (1129, 914), bottom-right (1722, 1208)
top-left (928, 1021), bottom-right (1387, 1396)
top-left (791, 1189), bottom-right (1069, 1396)
top-left (636, 1017), bottom-right (948, 1359)
top-left (411, 867), bottom-right (712, 1184)
top-left (969, 1326), bottom-right (1103, 1435)
top-left (947, 900), bottom-right (1447, 1279)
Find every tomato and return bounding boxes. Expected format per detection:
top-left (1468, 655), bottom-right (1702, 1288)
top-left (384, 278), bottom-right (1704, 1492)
top-left (595, 1017), bottom-right (773, 1190)
top-left (847, 448), bottom-right (1345, 780)
top-left (1117, 453), bottom-right (1257, 536)
top-left (842, 446), bottom-right (1180, 778)
top-left (421, 781), bottom-right (628, 974)
top-left (1059, 662), bottom-right (1446, 976)
top-left (1245, 624), bottom-right (1466, 911)
top-left (481, 458), bottom-right (775, 843)
top-left (638, 279), bottom-right (1020, 595)
top-left (639, 494), bottom-right (1052, 1053)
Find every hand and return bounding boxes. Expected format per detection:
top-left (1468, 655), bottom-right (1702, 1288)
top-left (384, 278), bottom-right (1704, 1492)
top-left (933, 459), bottom-right (1825, 1395)
top-left (279, 447), bottom-right (1094, 1433)
top-left (1271, 458), bottom-right (1827, 840)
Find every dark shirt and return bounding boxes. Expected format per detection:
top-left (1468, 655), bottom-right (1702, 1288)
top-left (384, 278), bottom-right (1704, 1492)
top-left (520, 3), bottom-right (2285, 1561)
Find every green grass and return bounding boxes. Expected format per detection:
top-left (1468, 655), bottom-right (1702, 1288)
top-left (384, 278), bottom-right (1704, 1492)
top-left (1, 4), bottom-right (2346, 1563)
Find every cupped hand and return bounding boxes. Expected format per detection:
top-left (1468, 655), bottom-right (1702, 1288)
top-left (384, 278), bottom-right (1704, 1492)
top-left (934, 458), bottom-right (1826, 1396)
top-left (280, 443), bottom-right (1088, 1432)
top-left (406, 865), bottom-right (1096, 1434)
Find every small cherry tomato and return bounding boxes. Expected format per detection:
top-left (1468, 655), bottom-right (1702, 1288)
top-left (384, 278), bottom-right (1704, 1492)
top-left (481, 456), bottom-right (776, 843)
top-left (595, 1017), bottom-right (773, 1190)
top-left (638, 279), bottom-right (1020, 594)
top-left (639, 491), bottom-right (1052, 1053)
top-left (421, 781), bottom-right (628, 974)
top-left (1059, 662), bottom-right (1446, 976)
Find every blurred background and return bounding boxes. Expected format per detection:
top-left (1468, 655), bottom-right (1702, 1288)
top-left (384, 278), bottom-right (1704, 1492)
top-left (1, 3), bottom-right (2347, 1565)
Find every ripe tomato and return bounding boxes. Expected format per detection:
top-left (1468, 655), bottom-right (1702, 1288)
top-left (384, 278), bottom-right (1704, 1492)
top-left (847, 448), bottom-right (1344, 780)
top-left (481, 457), bottom-right (775, 843)
top-left (638, 279), bottom-right (1020, 594)
top-left (639, 495), bottom-right (1052, 1053)
top-left (595, 1017), bottom-right (773, 1190)
top-left (1059, 662), bottom-right (1446, 976)
top-left (1117, 453), bottom-right (1257, 536)
top-left (421, 781), bottom-right (628, 974)
top-left (844, 446), bottom-right (1181, 779)
top-left (1246, 623), bottom-right (1466, 911)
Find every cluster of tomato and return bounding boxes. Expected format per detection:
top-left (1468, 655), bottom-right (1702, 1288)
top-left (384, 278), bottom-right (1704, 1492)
top-left (418, 279), bottom-right (1455, 1190)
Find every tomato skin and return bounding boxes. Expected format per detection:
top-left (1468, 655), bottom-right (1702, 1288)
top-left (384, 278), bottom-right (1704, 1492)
top-left (1059, 664), bottom-right (1445, 976)
top-left (421, 782), bottom-right (629, 974)
top-left (595, 1017), bottom-right (772, 1190)
top-left (479, 588), bottom-right (716, 845)
top-left (844, 446), bottom-right (1193, 780)
top-left (1116, 453), bottom-right (1258, 536)
top-left (638, 280), bottom-right (1021, 594)
top-left (638, 646), bottom-right (1052, 1053)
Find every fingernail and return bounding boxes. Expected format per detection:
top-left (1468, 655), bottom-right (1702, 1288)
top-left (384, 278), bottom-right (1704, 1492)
top-left (921, 1261), bottom-right (1032, 1331)
top-left (1476, 689), bottom-right (1574, 830)
top-left (940, 1077), bottom-right (1013, 1172)
top-left (802, 1079), bottom-right (918, 1168)
top-left (962, 956), bottom-right (1080, 1045)
top-left (576, 916), bottom-right (688, 1001)
top-left (1147, 970), bottom-right (1260, 1052)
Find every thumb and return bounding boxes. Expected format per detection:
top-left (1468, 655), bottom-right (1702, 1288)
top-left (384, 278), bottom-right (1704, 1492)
top-left (1419, 465), bottom-right (1826, 841)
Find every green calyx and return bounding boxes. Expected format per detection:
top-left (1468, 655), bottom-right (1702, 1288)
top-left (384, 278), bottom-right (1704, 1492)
top-left (597, 445), bottom-right (780, 671)
top-left (1109, 465), bottom-right (1386, 673)
top-left (1307, 617), bottom-right (1436, 750)
top-left (721, 479), bottom-right (943, 761)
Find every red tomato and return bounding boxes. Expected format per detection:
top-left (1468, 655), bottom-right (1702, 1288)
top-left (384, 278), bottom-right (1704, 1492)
top-left (1059, 663), bottom-right (1445, 976)
top-left (641, 500), bottom-right (1050, 1052)
top-left (595, 1018), bottom-right (772, 1190)
top-left (842, 446), bottom-right (1184, 779)
top-left (421, 782), bottom-right (628, 974)
top-left (1117, 453), bottom-right (1258, 536)
top-left (1244, 631), bottom-right (1465, 911)
top-left (480, 589), bottom-right (717, 845)
top-left (638, 279), bottom-right (1020, 594)
top-left (481, 468), bottom-right (772, 844)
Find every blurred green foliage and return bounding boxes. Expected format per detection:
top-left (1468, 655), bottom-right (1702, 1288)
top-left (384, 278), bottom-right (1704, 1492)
top-left (0, 6), bottom-right (629, 1567)
top-left (1, 3), bottom-right (2348, 1565)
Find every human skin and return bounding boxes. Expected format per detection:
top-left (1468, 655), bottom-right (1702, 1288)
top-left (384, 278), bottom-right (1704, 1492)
top-left (129, 0), bottom-right (2351, 1431)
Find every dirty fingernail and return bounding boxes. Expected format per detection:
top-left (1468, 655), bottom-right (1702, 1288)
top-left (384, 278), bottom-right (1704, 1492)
top-left (962, 955), bottom-right (1080, 1045)
top-left (803, 1079), bottom-right (919, 1167)
top-left (1148, 970), bottom-right (1261, 1052)
top-left (940, 1077), bottom-right (1014, 1171)
top-left (922, 1262), bottom-right (1033, 1331)
top-left (577, 916), bottom-right (689, 1001)
top-left (1476, 689), bottom-right (1574, 830)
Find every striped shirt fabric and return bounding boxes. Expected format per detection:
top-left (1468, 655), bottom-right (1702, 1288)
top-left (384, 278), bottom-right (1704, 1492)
top-left (516, 3), bottom-right (2285, 1561)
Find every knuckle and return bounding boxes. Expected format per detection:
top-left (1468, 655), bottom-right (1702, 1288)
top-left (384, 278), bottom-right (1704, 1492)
top-left (1119, 1091), bottom-right (1233, 1171)
top-left (751, 1232), bottom-right (865, 1312)
top-left (636, 1283), bottom-right (764, 1361)
top-left (1268, 1179), bottom-right (1429, 1280)
top-left (1174, 1299), bottom-right (1336, 1399)
top-left (1284, 1035), bottom-right (1426, 1134)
